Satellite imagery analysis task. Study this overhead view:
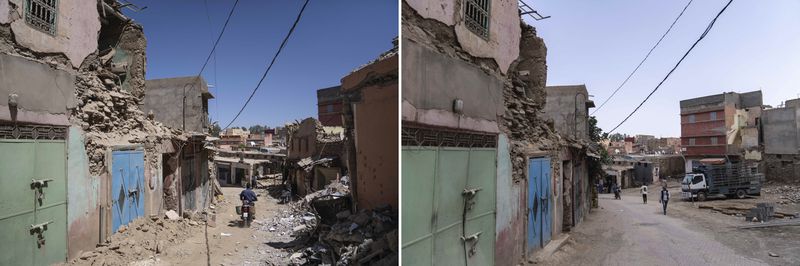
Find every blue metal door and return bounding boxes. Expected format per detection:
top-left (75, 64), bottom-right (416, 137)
top-left (111, 150), bottom-right (145, 232)
top-left (528, 157), bottom-right (551, 251)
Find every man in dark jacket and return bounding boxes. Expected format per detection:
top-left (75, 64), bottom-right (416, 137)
top-left (659, 187), bottom-right (670, 215)
top-left (240, 183), bottom-right (258, 203)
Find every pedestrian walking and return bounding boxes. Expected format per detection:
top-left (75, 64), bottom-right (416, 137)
top-left (641, 184), bottom-right (648, 204)
top-left (659, 187), bottom-right (670, 215)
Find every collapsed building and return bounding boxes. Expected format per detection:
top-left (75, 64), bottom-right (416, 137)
top-left (0, 1), bottom-right (211, 264)
top-left (401, 0), bottom-right (597, 265)
top-left (279, 41), bottom-right (399, 265)
top-left (286, 117), bottom-right (345, 196)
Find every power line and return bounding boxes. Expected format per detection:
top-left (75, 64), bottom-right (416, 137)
top-left (592, 0), bottom-right (693, 115)
top-left (180, 0), bottom-right (238, 131)
top-left (607, 0), bottom-right (734, 134)
top-left (223, 0), bottom-right (311, 130)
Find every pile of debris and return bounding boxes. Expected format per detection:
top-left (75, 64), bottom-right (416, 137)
top-left (266, 180), bottom-right (397, 265)
top-left (698, 202), bottom-right (799, 220)
top-left (69, 210), bottom-right (210, 265)
top-left (763, 184), bottom-right (800, 204)
top-left (288, 206), bottom-right (398, 265)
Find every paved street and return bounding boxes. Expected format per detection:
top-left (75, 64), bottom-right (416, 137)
top-left (537, 190), bottom-right (769, 266)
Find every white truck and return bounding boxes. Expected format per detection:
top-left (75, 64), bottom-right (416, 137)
top-left (680, 162), bottom-right (763, 201)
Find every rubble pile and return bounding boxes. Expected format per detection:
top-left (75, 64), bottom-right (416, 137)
top-left (288, 206), bottom-right (398, 265)
top-left (72, 47), bottom-right (181, 174)
top-left (763, 184), bottom-right (800, 204)
top-left (501, 73), bottom-right (559, 180)
top-left (265, 180), bottom-right (397, 265)
top-left (69, 213), bottom-right (207, 265)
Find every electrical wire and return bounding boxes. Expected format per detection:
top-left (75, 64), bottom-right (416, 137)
top-left (222, 0), bottom-right (311, 130)
top-left (592, 0), bottom-right (693, 115)
top-left (607, 0), bottom-right (734, 134)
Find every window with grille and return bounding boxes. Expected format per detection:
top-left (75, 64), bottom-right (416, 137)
top-left (464, 0), bottom-right (490, 39)
top-left (710, 137), bottom-right (718, 145)
top-left (25, 0), bottom-right (57, 36)
top-left (688, 114), bottom-right (696, 123)
top-left (710, 112), bottom-right (717, 121)
top-left (689, 138), bottom-right (696, 146)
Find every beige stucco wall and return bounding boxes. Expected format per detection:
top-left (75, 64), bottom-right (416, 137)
top-left (7, 0), bottom-right (100, 68)
top-left (405, 0), bottom-right (455, 25)
top-left (405, 0), bottom-right (521, 74)
top-left (0, 0), bottom-right (9, 24)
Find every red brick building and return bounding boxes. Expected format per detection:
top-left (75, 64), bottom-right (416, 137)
top-left (679, 91), bottom-right (763, 171)
top-left (317, 86), bottom-right (343, 127)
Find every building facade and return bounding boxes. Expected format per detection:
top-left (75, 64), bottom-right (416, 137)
top-left (317, 86), bottom-right (344, 127)
top-left (0, 1), bottom-right (211, 263)
top-left (680, 91), bottom-right (763, 171)
top-left (341, 43), bottom-right (398, 211)
top-left (401, 0), bottom-right (579, 265)
top-left (143, 76), bottom-right (214, 134)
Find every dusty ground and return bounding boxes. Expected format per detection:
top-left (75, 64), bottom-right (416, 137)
top-left (532, 181), bottom-right (800, 266)
top-left (62, 185), bottom-right (306, 266)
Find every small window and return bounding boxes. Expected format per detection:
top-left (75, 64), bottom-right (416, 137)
top-left (710, 137), bottom-right (718, 145)
top-left (25, 0), bottom-right (57, 36)
top-left (710, 112), bottom-right (717, 121)
top-left (464, 0), bottom-right (490, 39)
top-left (326, 105), bottom-right (334, 113)
top-left (691, 175), bottom-right (703, 184)
top-left (688, 114), bottom-right (696, 123)
top-left (689, 138), bottom-right (696, 146)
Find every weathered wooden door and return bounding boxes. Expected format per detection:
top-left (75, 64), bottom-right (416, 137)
top-left (401, 146), bottom-right (497, 266)
top-left (111, 149), bottom-right (145, 232)
top-left (0, 138), bottom-right (68, 265)
top-left (528, 157), bottom-right (552, 251)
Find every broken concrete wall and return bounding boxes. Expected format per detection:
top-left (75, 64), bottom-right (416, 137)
top-left (405, 0), bottom-right (520, 73)
top-left (5, 0), bottom-right (100, 68)
top-left (341, 53), bottom-right (398, 210)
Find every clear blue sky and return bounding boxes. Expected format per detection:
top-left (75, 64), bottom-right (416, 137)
top-left (528, 0), bottom-right (800, 137)
top-left (123, 1), bottom-right (398, 129)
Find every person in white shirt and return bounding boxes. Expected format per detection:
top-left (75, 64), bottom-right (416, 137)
top-left (640, 185), bottom-right (648, 204)
top-left (659, 187), bottom-right (670, 215)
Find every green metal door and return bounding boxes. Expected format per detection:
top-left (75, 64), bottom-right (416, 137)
top-left (0, 139), bottom-right (68, 265)
top-left (402, 146), bottom-right (497, 266)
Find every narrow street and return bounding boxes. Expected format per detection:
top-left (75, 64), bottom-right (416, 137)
top-left (66, 185), bottom-right (300, 266)
top-left (535, 187), bottom-right (771, 266)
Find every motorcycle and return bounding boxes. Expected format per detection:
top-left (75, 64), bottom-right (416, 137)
top-left (238, 200), bottom-right (255, 227)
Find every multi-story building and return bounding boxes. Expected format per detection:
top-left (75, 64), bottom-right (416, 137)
top-left (317, 86), bottom-right (343, 127)
top-left (679, 91), bottom-right (763, 171)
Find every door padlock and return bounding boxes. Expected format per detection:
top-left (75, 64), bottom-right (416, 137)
top-left (30, 220), bottom-right (53, 248)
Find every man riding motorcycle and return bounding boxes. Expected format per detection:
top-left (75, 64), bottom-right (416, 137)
top-left (239, 183), bottom-right (258, 220)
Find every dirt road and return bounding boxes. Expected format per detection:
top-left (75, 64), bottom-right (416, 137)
top-left (68, 186), bottom-right (299, 265)
top-left (536, 188), bottom-right (773, 266)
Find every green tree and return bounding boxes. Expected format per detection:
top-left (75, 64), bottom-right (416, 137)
top-left (249, 125), bottom-right (266, 133)
top-left (608, 133), bottom-right (625, 142)
top-left (209, 121), bottom-right (222, 137)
